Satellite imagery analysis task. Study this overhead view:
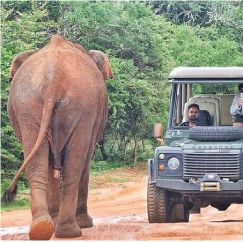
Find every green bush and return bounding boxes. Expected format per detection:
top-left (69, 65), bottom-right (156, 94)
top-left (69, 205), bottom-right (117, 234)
top-left (91, 160), bottom-right (123, 174)
top-left (1, 179), bottom-right (30, 212)
top-left (1, 198), bottom-right (30, 212)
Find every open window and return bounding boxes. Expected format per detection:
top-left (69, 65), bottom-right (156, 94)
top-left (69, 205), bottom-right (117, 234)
top-left (171, 83), bottom-right (235, 128)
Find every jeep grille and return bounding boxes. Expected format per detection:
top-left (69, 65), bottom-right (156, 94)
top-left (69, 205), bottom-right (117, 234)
top-left (183, 153), bottom-right (241, 180)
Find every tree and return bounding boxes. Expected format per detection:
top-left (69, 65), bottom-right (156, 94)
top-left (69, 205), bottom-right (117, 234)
top-left (1, 1), bottom-right (57, 183)
top-left (149, 1), bottom-right (213, 26)
top-left (1, 1), bottom-right (243, 171)
top-left (57, 1), bottom-right (173, 164)
top-left (206, 1), bottom-right (243, 52)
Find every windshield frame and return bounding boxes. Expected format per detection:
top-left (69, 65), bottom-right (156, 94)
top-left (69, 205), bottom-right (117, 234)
top-left (167, 79), bottom-right (242, 130)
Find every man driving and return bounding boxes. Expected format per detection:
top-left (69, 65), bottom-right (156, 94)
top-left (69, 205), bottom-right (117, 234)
top-left (179, 103), bottom-right (202, 127)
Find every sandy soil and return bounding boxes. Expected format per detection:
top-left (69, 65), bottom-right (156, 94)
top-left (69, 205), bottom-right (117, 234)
top-left (1, 166), bottom-right (243, 240)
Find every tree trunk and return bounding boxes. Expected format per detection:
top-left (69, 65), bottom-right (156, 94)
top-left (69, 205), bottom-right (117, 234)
top-left (123, 141), bottom-right (128, 166)
top-left (133, 133), bottom-right (138, 165)
top-left (98, 140), bottom-right (108, 160)
top-left (109, 132), bottom-right (118, 154)
top-left (142, 139), bottom-right (145, 152)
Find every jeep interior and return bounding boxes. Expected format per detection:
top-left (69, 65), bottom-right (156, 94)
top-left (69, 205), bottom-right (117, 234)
top-left (167, 67), bottom-right (243, 128)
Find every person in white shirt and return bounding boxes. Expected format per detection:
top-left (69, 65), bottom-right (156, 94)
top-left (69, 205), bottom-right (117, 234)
top-left (230, 83), bottom-right (243, 127)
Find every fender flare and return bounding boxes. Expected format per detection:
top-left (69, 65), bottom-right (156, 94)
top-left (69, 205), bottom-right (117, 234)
top-left (148, 159), bottom-right (155, 183)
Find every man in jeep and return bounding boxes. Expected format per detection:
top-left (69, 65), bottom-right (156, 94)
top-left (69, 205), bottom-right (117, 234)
top-left (179, 103), bottom-right (202, 127)
top-left (230, 83), bottom-right (243, 127)
top-left (147, 67), bottom-right (243, 224)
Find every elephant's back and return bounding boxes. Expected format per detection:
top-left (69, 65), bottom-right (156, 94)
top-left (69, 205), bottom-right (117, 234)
top-left (10, 47), bottom-right (107, 114)
top-left (13, 48), bottom-right (104, 89)
top-left (8, 45), bottom-right (108, 155)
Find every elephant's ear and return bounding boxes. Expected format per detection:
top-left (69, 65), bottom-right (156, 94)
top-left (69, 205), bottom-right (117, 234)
top-left (88, 50), bottom-right (115, 80)
top-left (9, 51), bottom-right (35, 82)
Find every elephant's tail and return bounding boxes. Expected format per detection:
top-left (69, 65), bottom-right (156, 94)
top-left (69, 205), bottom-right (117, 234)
top-left (2, 101), bottom-right (55, 204)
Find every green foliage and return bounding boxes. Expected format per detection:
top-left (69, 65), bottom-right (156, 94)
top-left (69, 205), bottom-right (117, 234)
top-left (1, 180), bottom-right (30, 212)
top-left (107, 176), bottom-right (127, 183)
top-left (168, 25), bottom-right (243, 67)
top-left (1, 1), bottom-right (58, 185)
top-left (91, 161), bottom-right (124, 175)
top-left (1, 198), bottom-right (30, 212)
top-left (193, 83), bottom-right (239, 96)
top-left (206, 1), bottom-right (243, 46)
top-left (150, 1), bottom-right (243, 52)
top-left (149, 1), bottom-right (213, 26)
top-left (58, 2), bottom-right (173, 163)
top-left (1, 1), bottom-right (243, 184)
top-left (1, 179), bottom-right (28, 193)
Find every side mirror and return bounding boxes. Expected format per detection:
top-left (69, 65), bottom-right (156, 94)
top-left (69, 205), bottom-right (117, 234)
top-left (154, 123), bottom-right (163, 138)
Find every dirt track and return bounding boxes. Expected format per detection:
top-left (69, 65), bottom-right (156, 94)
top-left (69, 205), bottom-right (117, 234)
top-left (1, 166), bottom-right (243, 240)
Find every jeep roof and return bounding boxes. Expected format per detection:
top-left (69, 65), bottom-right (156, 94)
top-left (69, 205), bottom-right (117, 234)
top-left (168, 67), bottom-right (243, 83)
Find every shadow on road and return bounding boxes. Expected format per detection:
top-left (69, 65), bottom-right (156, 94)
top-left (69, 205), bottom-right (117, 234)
top-left (210, 219), bottom-right (243, 223)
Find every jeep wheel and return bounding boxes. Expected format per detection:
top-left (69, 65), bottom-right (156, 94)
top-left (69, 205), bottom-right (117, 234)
top-left (171, 204), bottom-right (189, 222)
top-left (147, 181), bottom-right (170, 223)
top-left (189, 126), bottom-right (243, 141)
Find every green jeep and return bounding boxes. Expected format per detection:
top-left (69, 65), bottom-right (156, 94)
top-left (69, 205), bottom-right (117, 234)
top-left (147, 67), bottom-right (243, 223)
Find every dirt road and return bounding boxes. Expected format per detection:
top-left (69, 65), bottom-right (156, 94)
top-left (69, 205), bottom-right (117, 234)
top-left (1, 166), bottom-right (243, 240)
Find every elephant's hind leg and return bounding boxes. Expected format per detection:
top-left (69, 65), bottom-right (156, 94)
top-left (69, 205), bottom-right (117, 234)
top-left (27, 159), bottom-right (54, 240)
top-left (76, 170), bottom-right (94, 229)
top-left (54, 165), bottom-right (82, 238)
top-left (47, 166), bottom-right (62, 227)
top-left (54, 120), bottom-right (96, 238)
top-left (21, 128), bottom-right (54, 240)
top-left (76, 116), bottom-right (105, 229)
top-left (76, 144), bottom-right (97, 229)
top-left (76, 167), bottom-right (94, 229)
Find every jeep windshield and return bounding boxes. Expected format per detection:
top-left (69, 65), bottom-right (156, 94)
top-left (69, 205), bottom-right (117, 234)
top-left (167, 67), bottom-right (243, 129)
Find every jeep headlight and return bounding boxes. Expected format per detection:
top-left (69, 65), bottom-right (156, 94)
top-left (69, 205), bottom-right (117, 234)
top-left (167, 157), bottom-right (180, 170)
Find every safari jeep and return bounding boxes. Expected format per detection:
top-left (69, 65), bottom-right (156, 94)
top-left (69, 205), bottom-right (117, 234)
top-left (147, 67), bottom-right (243, 223)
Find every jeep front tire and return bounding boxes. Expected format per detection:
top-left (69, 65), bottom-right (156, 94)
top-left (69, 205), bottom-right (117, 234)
top-left (147, 181), bottom-right (170, 223)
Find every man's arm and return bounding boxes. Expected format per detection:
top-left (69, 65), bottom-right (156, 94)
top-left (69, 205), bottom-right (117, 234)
top-left (230, 93), bottom-right (243, 115)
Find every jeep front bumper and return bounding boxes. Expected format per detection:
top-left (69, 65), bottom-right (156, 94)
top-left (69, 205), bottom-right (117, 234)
top-left (155, 178), bottom-right (243, 193)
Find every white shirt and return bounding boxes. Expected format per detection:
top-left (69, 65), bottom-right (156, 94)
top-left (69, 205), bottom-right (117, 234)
top-left (230, 92), bottom-right (243, 116)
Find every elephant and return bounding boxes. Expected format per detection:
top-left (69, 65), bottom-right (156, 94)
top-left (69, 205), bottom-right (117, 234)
top-left (3, 34), bottom-right (114, 240)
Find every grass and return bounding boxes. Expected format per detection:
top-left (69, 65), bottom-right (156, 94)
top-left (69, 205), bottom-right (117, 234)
top-left (89, 161), bottom-right (147, 189)
top-left (1, 180), bottom-right (30, 212)
top-left (1, 198), bottom-right (30, 212)
top-left (106, 176), bottom-right (128, 183)
top-left (0, 161), bottom-right (120, 212)
top-left (1, 160), bottom-right (147, 211)
top-left (1, 189), bottom-right (30, 212)
top-left (90, 160), bottom-right (124, 175)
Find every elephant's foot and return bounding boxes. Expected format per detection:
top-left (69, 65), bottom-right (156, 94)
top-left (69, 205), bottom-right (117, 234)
top-left (76, 213), bottom-right (93, 228)
top-left (55, 221), bottom-right (82, 238)
top-left (29, 216), bottom-right (54, 240)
